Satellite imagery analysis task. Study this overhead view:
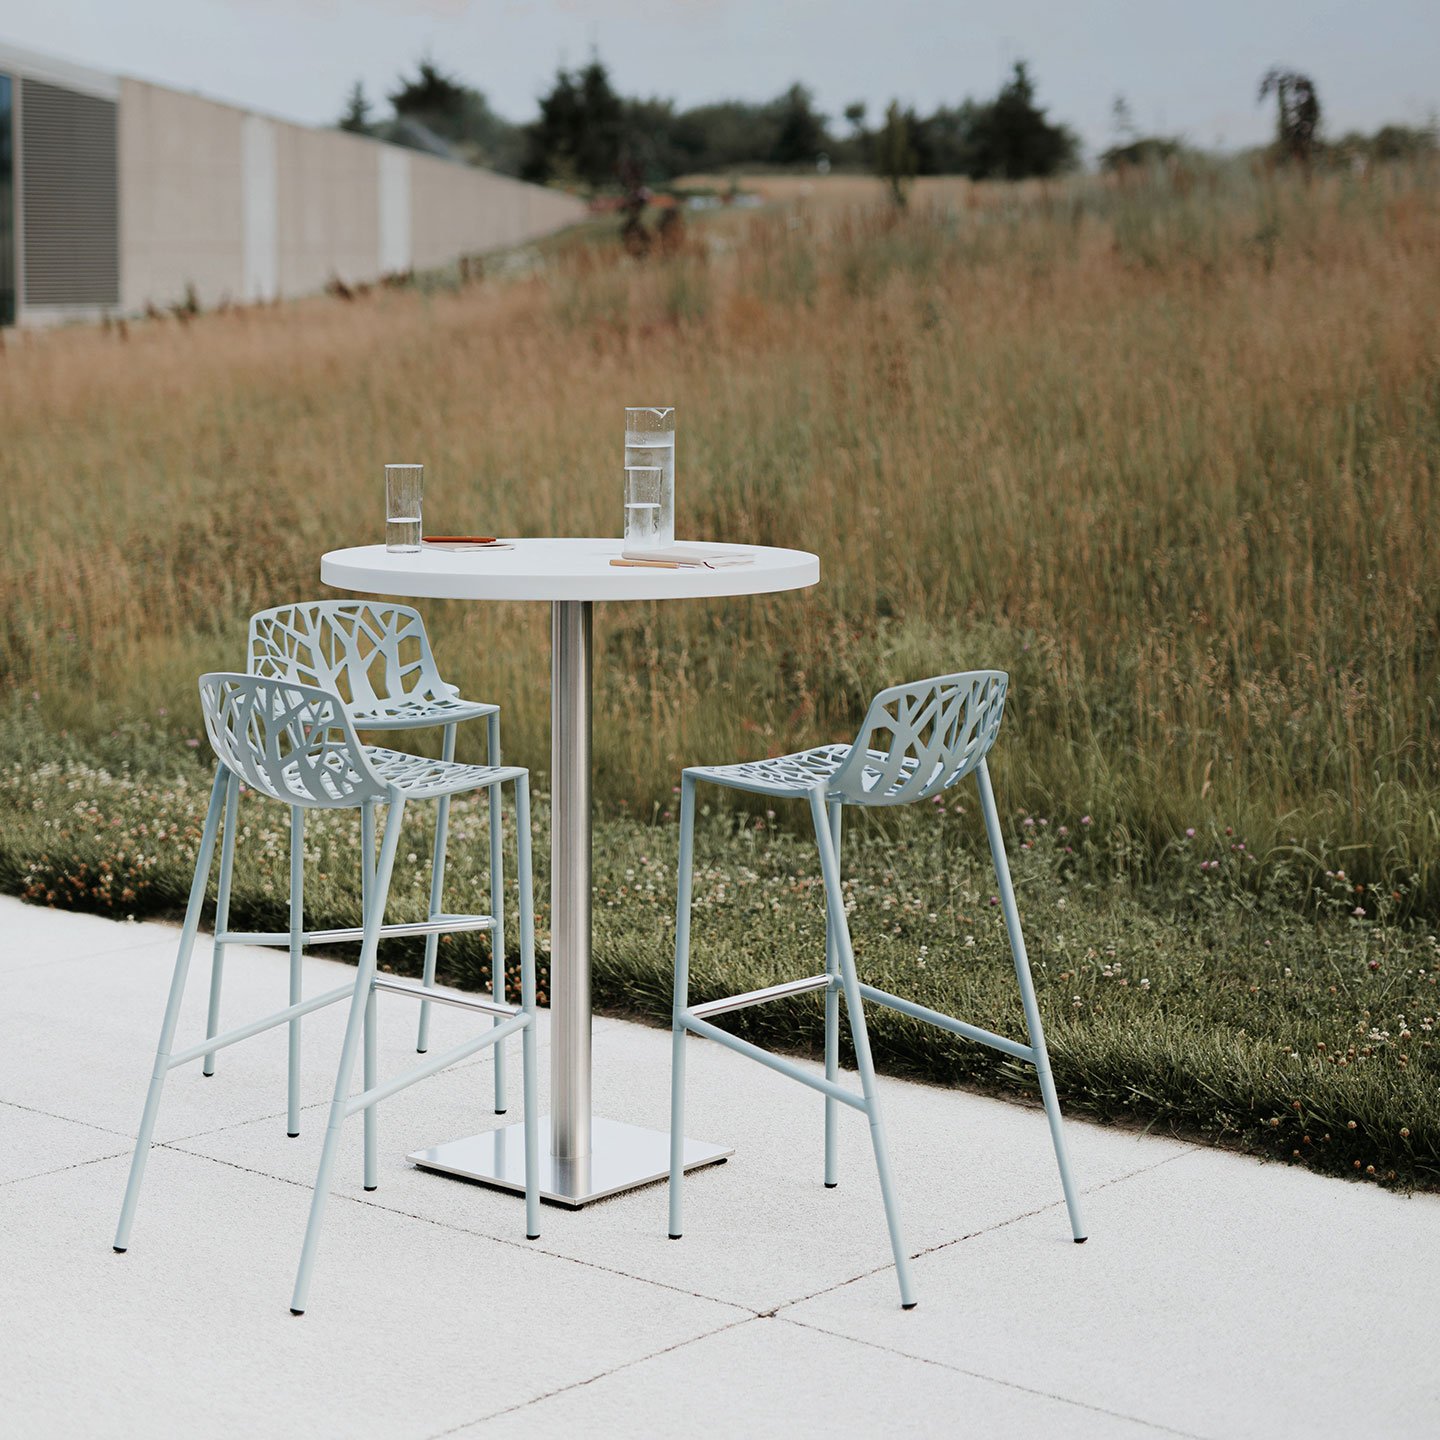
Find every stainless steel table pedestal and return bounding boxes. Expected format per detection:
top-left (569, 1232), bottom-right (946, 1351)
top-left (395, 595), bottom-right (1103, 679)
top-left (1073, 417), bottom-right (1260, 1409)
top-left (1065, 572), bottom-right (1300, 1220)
top-left (410, 599), bottom-right (731, 1205)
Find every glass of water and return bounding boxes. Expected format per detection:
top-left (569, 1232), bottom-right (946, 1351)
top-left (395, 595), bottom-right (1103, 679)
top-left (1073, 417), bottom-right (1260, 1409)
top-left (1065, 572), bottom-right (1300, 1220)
top-left (624, 466), bottom-right (663, 550)
top-left (624, 406), bottom-right (674, 546)
top-left (385, 464), bottom-right (423, 553)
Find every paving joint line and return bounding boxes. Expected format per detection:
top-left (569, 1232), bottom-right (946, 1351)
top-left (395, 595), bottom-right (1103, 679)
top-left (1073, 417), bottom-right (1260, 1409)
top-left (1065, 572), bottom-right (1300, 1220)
top-left (0, 1146), bottom-right (133, 1191)
top-left (771, 1146), bottom-right (1200, 1314)
top-left (779, 1315), bottom-right (1211, 1440)
top-left (420, 1314), bottom-right (764, 1438)
top-left (160, 1142), bottom-right (759, 1314)
top-left (0, 1096), bottom-right (133, 1140)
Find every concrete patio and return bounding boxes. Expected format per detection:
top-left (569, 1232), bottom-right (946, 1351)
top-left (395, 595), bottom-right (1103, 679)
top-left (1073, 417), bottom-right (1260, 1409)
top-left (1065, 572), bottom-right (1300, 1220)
top-left (2, 893), bottom-right (1436, 1438)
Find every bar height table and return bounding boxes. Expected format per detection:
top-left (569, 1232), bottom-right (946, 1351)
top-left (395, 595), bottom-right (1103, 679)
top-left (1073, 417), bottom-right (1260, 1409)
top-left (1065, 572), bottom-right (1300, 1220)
top-left (321, 538), bottom-right (820, 1205)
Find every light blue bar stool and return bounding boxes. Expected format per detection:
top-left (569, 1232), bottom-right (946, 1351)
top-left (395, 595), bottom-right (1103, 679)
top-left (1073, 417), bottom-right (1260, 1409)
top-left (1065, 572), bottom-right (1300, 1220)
top-left (667, 671), bottom-right (1086, 1309)
top-left (200, 601), bottom-right (510, 1142)
top-left (111, 672), bottom-right (541, 1315)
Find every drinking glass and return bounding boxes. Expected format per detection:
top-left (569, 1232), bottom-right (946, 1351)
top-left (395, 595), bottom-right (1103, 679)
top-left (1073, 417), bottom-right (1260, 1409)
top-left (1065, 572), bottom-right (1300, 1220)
top-left (385, 464), bottom-right (423, 552)
top-left (623, 406), bottom-right (675, 546)
top-left (624, 466), bottom-right (663, 550)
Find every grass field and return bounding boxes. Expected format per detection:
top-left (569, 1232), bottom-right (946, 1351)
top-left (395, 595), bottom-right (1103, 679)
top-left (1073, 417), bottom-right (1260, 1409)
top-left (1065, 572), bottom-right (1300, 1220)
top-left (2, 163), bottom-right (1437, 1186)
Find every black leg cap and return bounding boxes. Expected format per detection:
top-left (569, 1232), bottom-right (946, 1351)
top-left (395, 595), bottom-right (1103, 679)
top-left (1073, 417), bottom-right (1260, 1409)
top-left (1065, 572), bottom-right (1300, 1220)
top-left (290, 1308), bottom-right (304, 1317)
top-left (902, 1302), bottom-right (918, 1311)
top-left (1074, 1236), bottom-right (1088, 1244)
top-left (668, 1233), bottom-right (683, 1240)
top-left (287, 1132), bottom-right (300, 1139)
top-left (364, 1185), bottom-right (378, 1192)
top-left (416, 1048), bottom-right (427, 1056)
top-left (494, 1109), bottom-right (507, 1117)
top-left (824, 1182), bottom-right (838, 1189)
top-left (526, 1233), bottom-right (540, 1241)
top-left (112, 1246), bottom-right (127, 1254)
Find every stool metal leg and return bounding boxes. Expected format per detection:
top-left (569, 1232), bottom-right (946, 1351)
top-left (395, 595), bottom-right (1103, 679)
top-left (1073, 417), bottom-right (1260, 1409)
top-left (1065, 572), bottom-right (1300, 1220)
top-left (515, 773), bottom-right (540, 1240)
top-left (487, 712), bottom-right (508, 1114)
top-left (114, 770), bottom-right (227, 1252)
top-left (667, 774), bottom-right (697, 1240)
top-left (811, 788), bottom-right (917, 1309)
top-left (416, 723), bottom-right (456, 1056)
top-left (363, 982), bottom-right (378, 1191)
top-left (287, 806), bottom-right (304, 1137)
top-left (201, 771), bottom-right (240, 1077)
top-left (823, 798), bottom-right (842, 1189)
top-left (360, 800), bottom-right (376, 1186)
top-left (977, 759), bottom-right (1086, 1242)
top-left (291, 793), bottom-right (405, 1315)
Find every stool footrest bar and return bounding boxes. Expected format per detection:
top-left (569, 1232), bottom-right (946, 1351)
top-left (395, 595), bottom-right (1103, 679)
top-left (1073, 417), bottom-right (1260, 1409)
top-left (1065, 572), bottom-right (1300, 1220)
top-left (215, 914), bottom-right (494, 948)
top-left (680, 1011), bottom-right (867, 1110)
top-left (857, 984), bottom-right (1036, 1063)
top-left (372, 975), bottom-right (518, 1018)
top-left (690, 973), bottom-right (832, 1021)
top-left (344, 1012), bottom-right (530, 1116)
top-left (167, 983), bottom-right (354, 1069)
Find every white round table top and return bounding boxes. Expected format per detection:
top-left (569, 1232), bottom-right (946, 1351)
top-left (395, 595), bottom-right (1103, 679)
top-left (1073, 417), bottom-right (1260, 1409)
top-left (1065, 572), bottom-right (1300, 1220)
top-left (321, 538), bottom-right (820, 603)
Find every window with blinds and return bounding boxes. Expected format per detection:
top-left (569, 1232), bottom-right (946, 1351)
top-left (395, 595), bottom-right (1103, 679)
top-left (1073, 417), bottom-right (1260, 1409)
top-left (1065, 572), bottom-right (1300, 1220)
top-left (0, 75), bottom-right (13, 324)
top-left (20, 76), bottom-right (118, 307)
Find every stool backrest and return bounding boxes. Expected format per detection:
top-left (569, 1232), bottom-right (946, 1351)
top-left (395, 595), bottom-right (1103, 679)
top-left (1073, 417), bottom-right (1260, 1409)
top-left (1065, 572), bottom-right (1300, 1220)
top-left (198, 672), bottom-right (387, 808)
top-left (830, 670), bottom-right (1008, 806)
top-left (247, 602), bottom-right (456, 716)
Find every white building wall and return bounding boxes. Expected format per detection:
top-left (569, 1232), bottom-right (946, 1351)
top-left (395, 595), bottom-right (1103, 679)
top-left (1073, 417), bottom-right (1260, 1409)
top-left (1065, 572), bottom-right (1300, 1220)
top-left (111, 77), bottom-right (584, 319)
top-left (378, 146), bottom-right (411, 275)
top-left (240, 114), bottom-right (277, 303)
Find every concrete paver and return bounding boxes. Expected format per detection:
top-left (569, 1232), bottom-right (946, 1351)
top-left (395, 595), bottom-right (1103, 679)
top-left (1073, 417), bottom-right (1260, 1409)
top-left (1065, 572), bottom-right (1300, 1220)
top-left (1, 895), bottom-right (1435, 1440)
top-left (785, 1147), bottom-right (1440, 1438)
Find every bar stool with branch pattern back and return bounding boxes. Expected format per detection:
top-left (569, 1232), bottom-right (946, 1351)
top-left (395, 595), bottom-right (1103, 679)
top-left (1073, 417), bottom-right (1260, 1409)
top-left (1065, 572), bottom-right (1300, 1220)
top-left (111, 672), bottom-right (541, 1315)
top-left (666, 671), bottom-right (1086, 1309)
top-left (197, 601), bottom-right (511, 1144)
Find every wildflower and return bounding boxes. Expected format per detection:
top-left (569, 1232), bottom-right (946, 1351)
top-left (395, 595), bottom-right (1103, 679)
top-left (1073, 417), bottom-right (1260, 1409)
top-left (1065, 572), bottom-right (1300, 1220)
top-left (1080, 815), bottom-right (1091, 826)
top-left (988, 896), bottom-right (998, 906)
top-left (186, 738), bottom-right (200, 748)
top-left (1347, 1120), bottom-right (1357, 1130)
top-left (1401, 1127), bottom-right (1411, 1138)
top-left (1354, 907), bottom-right (1366, 918)
top-left (1023, 817), bottom-right (1035, 829)
top-left (1185, 827), bottom-right (1195, 838)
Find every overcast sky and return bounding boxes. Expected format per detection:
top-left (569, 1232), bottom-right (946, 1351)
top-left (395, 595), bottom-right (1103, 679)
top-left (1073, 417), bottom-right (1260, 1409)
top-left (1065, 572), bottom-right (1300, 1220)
top-left (5, 1), bottom-right (1437, 156)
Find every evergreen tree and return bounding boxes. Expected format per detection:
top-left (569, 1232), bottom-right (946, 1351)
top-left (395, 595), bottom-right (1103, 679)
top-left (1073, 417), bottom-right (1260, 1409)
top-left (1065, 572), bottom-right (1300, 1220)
top-left (339, 81), bottom-right (372, 135)
top-left (968, 62), bottom-right (1078, 179)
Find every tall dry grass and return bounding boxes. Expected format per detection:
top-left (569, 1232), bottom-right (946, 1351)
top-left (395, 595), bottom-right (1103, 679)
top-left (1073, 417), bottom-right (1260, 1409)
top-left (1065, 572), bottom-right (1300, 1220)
top-left (3, 163), bottom-right (1439, 904)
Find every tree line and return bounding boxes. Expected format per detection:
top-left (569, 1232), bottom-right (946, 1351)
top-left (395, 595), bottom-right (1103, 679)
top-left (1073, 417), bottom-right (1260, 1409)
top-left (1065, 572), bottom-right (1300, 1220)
top-left (339, 55), bottom-right (1078, 187)
top-left (339, 56), bottom-right (1437, 192)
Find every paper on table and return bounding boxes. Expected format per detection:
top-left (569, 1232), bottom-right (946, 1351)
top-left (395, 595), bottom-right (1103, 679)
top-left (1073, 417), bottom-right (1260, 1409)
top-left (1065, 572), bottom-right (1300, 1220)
top-left (421, 539), bottom-right (516, 552)
top-left (619, 545), bottom-right (753, 568)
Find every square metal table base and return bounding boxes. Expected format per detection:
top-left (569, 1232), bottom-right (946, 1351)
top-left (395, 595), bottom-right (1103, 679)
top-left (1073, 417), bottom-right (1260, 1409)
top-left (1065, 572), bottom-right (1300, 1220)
top-left (408, 1116), bottom-right (733, 1208)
